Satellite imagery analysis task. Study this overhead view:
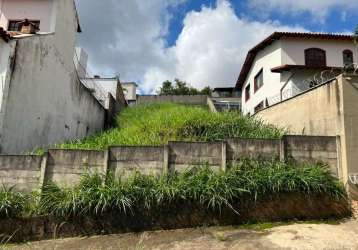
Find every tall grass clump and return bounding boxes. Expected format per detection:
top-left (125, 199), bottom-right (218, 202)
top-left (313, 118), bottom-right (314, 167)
top-left (38, 160), bottom-right (347, 218)
top-left (58, 103), bottom-right (283, 150)
top-left (0, 185), bottom-right (28, 218)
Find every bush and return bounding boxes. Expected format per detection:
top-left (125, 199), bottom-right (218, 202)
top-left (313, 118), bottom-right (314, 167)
top-left (58, 103), bottom-right (283, 150)
top-left (38, 160), bottom-right (347, 218)
top-left (0, 185), bottom-right (28, 218)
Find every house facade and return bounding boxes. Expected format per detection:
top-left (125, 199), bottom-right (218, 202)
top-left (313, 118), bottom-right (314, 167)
top-left (0, 0), bottom-right (108, 153)
top-left (236, 32), bottom-right (357, 115)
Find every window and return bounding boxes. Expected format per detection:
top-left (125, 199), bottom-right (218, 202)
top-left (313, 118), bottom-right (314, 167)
top-left (254, 101), bottom-right (264, 113)
top-left (8, 20), bottom-right (40, 32)
top-left (343, 50), bottom-right (353, 66)
top-left (245, 84), bottom-right (250, 102)
top-left (305, 48), bottom-right (326, 67)
top-left (254, 69), bottom-right (264, 92)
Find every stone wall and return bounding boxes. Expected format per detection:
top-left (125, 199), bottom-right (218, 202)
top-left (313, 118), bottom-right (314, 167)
top-left (0, 135), bottom-right (341, 192)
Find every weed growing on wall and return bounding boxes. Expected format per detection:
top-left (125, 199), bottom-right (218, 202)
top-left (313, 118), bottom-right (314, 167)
top-left (57, 103), bottom-right (284, 150)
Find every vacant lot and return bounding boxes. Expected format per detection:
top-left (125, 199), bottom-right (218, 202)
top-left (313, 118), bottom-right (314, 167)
top-left (58, 103), bottom-right (282, 150)
top-left (8, 218), bottom-right (358, 250)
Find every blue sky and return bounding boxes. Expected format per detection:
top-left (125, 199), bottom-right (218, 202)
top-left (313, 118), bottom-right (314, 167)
top-left (165, 0), bottom-right (358, 47)
top-left (77, 0), bottom-right (358, 94)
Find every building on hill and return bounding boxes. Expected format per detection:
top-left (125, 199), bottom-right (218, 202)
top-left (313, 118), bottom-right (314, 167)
top-left (236, 32), bottom-right (357, 115)
top-left (211, 87), bottom-right (241, 112)
top-left (121, 82), bottom-right (138, 105)
top-left (74, 47), bottom-right (136, 106)
top-left (0, 0), bottom-right (117, 153)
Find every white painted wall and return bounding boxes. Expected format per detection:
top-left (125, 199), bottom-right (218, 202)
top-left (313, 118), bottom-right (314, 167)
top-left (121, 82), bottom-right (137, 101)
top-left (74, 47), bottom-right (88, 79)
top-left (241, 37), bottom-right (358, 115)
top-left (0, 0), bottom-right (105, 153)
top-left (281, 38), bottom-right (358, 67)
top-left (242, 40), bottom-right (282, 114)
top-left (0, 0), bottom-right (56, 32)
top-left (81, 78), bottom-right (118, 108)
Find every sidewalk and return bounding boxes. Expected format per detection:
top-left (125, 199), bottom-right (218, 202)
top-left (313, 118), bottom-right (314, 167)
top-left (8, 202), bottom-right (358, 250)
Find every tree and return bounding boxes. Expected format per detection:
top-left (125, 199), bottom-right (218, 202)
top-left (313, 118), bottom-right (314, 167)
top-left (158, 79), bottom-right (212, 96)
top-left (159, 80), bottom-right (174, 95)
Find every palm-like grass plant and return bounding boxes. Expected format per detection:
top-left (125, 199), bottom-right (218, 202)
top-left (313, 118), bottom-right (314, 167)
top-left (38, 160), bottom-right (347, 218)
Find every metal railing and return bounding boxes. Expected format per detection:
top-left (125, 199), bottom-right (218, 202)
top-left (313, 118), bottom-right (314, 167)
top-left (267, 63), bottom-right (358, 107)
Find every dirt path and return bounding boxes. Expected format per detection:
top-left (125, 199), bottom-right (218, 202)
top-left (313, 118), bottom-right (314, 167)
top-left (6, 218), bottom-right (358, 250)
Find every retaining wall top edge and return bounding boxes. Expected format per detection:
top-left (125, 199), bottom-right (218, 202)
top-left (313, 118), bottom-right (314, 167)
top-left (48, 149), bottom-right (107, 153)
top-left (109, 145), bottom-right (164, 149)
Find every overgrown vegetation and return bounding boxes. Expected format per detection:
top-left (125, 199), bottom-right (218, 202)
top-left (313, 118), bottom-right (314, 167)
top-left (58, 103), bottom-right (283, 150)
top-left (36, 160), bottom-right (346, 218)
top-left (158, 79), bottom-right (212, 96)
top-left (0, 186), bottom-right (27, 218)
top-left (0, 160), bottom-right (348, 220)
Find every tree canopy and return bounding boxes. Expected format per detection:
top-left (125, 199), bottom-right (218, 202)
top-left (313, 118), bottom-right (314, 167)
top-left (158, 79), bottom-right (212, 96)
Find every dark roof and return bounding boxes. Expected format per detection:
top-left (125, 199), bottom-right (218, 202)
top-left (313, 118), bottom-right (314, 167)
top-left (235, 32), bottom-right (354, 90)
top-left (271, 65), bottom-right (342, 73)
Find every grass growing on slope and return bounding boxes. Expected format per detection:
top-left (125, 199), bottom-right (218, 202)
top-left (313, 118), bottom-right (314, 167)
top-left (38, 160), bottom-right (346, 218)
top-left (58, 103), bottom-right (283, 150)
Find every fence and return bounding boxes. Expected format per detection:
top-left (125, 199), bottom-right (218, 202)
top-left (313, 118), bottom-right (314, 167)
top-left (0, 135), bottom-right (341, 193)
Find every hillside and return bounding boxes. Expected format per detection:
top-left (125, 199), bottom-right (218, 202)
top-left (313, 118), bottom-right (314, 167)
top-left (58, 103), bottom-right (283, 150)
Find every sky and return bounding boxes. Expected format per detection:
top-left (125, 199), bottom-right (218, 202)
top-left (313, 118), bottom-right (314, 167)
top-left (75, 0), bottom-right (358, 94)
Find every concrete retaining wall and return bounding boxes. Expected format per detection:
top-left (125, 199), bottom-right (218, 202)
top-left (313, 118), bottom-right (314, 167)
top-left (0, 135), bottom-right (341, 192)
top-left (46, 149), bottom-right (107, 187)
top-left (137, 95), bottom-right (208, 106)
top-left (226, 138), bottom-right (280, 162)
top-left (0, 155), bottom-right (43, 192)
top-left (169, 142), bottom-right (224, 173)
top-left (284, 135), bottom-right (340, 176)
top-left (109, 146), bottom-right (165, 177)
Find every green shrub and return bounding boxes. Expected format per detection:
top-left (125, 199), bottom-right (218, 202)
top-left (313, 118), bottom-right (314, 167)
top-left (58, 103), bottom-right (283, 150)
top-left (38, 160), bottom-right (347, 218)
top-left (0, 185), bottom-right (28, 218)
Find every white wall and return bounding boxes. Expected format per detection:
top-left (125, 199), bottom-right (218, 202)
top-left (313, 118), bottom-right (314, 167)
top-left (0, 0), bottom-right (105, 153)
top-left (281, 38), bottom-right (358, 67)
top-left (0, 0), bottom-right (56, 32)
top-left (242, 40), bottom-right (282, 114)
top-left (81, 78), bottom-right (118, 108)
top-left (74, 47), bottom-right (88, 79)
top-left (121, 82), bottom-right (137, 101)
top-left (241, 37), bottom-right (358, 115)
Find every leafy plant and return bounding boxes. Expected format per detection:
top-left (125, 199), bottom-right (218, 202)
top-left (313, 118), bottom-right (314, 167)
top-left (38, 160), bottom-right (347, 218)
top-left (0, 185), bottom-right (27, 218)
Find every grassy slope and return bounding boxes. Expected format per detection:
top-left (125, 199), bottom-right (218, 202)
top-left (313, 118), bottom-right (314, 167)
top-left (58, 103), bottom-right (283, 150)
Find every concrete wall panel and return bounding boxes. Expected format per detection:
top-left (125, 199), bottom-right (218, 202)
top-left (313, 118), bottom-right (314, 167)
top-left (0, 155), bottom-right (42, 192)
top-left (109, 146), bottom-right (164, 177)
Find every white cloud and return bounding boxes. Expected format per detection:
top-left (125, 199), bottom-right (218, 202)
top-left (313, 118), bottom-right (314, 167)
top-left (77, 0), bottom-right (306, 94)
top-left (75, 0), bottom-right (185, 82)
top-left (247, 0), bottom-right (358, 23)
top-left (142, 1), bottom-right (306, 93)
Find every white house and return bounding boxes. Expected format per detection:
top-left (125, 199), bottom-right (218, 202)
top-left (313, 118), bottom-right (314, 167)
top-left (0, 0), bottom-right (108, 153)
top-left (236, 32), bottom-right (357, 115)
top-left (121, 82), bottom-right (137, 105)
